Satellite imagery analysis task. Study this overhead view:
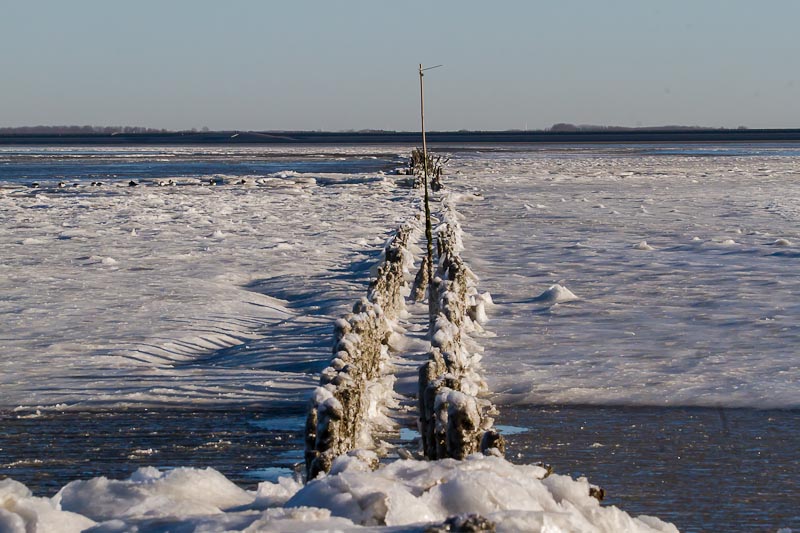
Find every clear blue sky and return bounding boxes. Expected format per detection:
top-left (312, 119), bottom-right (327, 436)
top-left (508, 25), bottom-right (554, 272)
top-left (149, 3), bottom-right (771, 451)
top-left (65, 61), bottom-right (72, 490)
top-left (2, 0), bottom-right (799, 131)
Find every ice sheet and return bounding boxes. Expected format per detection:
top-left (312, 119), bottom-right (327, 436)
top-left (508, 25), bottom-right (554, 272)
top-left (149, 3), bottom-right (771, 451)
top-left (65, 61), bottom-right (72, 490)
top-left (449, 147), bottom-right (800, 408)
top-left (0, 157), bottom-right (415, 409)
top-left (2, 144), bottom-right (798, 410)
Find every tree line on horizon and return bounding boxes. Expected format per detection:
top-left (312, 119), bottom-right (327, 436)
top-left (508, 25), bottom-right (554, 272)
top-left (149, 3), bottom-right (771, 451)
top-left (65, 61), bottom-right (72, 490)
top-left (546, 123), bottom-right (748, 132)
top-left (0, 125), bottom-right (171, 135)
top-left (0, 124), bottom-right (752, 135)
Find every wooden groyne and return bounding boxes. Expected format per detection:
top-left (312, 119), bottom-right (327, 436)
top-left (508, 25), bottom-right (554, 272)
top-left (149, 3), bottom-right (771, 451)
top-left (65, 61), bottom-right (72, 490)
top-left (419, 200), bottom-right (503, 460)
top-left (304, 217), bottom-right (421, 479)
top-left (304, 150), bottom-right (502, 480)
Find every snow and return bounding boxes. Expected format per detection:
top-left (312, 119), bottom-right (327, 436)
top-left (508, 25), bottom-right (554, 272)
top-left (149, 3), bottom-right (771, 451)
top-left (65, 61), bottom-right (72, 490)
top-left (0, 156), bottom-right (416, 409)
top-left (0, 479), bottom-right (96, 533)
top-left (56, 467), bottom-right (254, 522)
top-left (2, 143), bottom-right (799, 530)
top-left (2, 458), bottom-right (678, 532)
top-left (449, 147), bottom-right (800, 408)
top-left (533, 284), bottom-right (580, 305)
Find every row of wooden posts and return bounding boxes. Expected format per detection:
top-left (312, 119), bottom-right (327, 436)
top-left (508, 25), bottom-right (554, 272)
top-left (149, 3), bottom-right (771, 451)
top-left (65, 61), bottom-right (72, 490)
top-left (304, 152), bottom-right (503, 480)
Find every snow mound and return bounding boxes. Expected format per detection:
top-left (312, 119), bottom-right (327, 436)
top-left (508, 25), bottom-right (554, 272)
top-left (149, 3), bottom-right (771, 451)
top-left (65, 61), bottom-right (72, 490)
top-left (533, 284), bottom-right (580, 305)
top-left (0, 478), bottom-right (96, 533)
top-left (56, 467), bottom-right (254, 522)
top-left (633, 241), bottom-right (655, 251)
top-left (302, 453), bottom-right (678, 531)
top-left (469, 291), bottom-right (494, 325)
top-left (2, 457), bottom-right (677, 532)
top-left (773, 238), bottom-right (792, 246)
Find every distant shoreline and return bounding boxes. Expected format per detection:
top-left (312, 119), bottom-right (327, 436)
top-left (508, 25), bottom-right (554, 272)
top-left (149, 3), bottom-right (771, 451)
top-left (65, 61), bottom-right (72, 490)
top-left (2, 128), bottom-right (800, 145)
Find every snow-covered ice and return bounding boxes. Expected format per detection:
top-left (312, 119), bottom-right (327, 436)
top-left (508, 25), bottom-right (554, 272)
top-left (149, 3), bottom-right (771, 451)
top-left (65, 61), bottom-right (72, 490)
top-left (532, 284), bottom-right (580, 305)
top-left (0, 148), bottom-right (415, 409)
top-left (2, 144), bottom-right (799, 531)
top-left (4, 144), bottom-right (798, 410)
top-left (449, 146), bottom-right (800, 408)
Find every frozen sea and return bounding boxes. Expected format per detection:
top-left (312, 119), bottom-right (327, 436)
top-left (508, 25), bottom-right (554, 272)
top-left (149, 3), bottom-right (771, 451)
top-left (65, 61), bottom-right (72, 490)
top-left (1, 144), bottom-right (798, 532)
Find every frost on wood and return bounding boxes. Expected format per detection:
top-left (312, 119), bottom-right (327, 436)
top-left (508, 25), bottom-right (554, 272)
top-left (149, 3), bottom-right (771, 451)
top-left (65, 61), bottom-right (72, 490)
top-left (306, 166), bottom-right (499, 475)
top-left (411, 254), bottom-right (430, 302)
top-left (367, 219), bottom-right (420, 321)
top-left (419, 202), bottom-right (503, 460)
top-left (409, 147), bottom-right (447, 191)
top-left (305, 218), bottom-right (421, 479)
top-left (305, 298), bottom-right (392, 479)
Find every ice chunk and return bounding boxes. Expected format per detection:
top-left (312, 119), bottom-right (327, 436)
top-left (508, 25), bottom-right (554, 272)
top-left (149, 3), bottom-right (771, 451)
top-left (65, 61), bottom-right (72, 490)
top-left (0, 478), bottom-right (96, 533)
top-left (56, 467), bottom-right (254, 522)
top-left (533, 284), bottom-right (579, 305)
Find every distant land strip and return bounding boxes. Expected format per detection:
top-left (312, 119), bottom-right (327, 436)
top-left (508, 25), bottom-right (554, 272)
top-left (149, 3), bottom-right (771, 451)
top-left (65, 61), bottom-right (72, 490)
top-left (2, 129), bottom-right (800, 145)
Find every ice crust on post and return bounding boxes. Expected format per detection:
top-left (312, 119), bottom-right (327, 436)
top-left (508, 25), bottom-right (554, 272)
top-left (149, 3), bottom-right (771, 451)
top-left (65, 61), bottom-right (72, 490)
top-left (306, 153), bottom-right (501, 472)
top-left (419, 198), bottom-right (503, 460)
top-left (305, 217), bottom-right (422, 479)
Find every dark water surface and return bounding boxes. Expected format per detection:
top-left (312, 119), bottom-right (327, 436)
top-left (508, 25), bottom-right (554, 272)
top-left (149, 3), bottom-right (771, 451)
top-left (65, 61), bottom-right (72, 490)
top-left (0, 146), bottom-right (401, 185)
top-left (4, 142), bottom-right (800, 186)
top-left (0, 408), bottom-right (306, 494)
top-left (501, 406), bottom-right (799, 532)
top-left (1, 406), bottom-right (797, 532)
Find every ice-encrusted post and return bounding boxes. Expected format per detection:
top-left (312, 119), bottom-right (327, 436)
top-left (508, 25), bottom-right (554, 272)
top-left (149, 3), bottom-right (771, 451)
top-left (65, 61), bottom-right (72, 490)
top-left (417, 202), bottom-right (504, 460)
top-left (304, 218), bottom-right (421, 480)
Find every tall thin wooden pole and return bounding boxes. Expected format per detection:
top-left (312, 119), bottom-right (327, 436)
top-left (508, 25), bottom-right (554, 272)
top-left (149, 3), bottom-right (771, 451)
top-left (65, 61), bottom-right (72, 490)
top-left (419, 64), bottom-right (435, 324)
top-left (419, 64), bottom-right (429, 173)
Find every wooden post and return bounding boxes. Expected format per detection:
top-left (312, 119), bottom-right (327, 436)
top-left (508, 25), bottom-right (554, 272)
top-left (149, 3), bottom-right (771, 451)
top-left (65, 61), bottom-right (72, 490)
top-left (419, 64), bottom-right (435, 326)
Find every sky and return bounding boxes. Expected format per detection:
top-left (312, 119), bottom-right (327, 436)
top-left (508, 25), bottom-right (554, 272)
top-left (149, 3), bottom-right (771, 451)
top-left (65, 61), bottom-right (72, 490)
top-left (2, 0), bottom-right (799, 131)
